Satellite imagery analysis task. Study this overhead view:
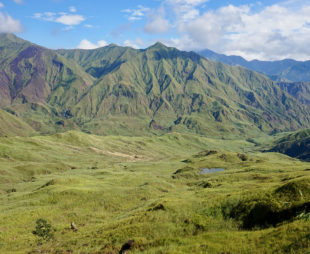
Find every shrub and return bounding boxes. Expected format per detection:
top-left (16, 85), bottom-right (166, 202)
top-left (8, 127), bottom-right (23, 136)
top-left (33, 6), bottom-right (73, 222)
top-left (32, 218), bottom-right (55, 244)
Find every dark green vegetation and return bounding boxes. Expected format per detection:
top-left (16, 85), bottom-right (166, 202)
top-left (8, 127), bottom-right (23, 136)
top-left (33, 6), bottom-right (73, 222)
top-left (198, 48), bottom-right (310, 82)
top-left (1, 33), bottom-right (310, 253)
top-left (269, 128), bottom-right (310, 161)
top-left (1, 33), bottom-right (310, 137)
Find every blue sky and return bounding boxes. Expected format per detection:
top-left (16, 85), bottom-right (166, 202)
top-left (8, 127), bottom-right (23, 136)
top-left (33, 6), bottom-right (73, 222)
top-left (1, 0), bottom-right (310, 60)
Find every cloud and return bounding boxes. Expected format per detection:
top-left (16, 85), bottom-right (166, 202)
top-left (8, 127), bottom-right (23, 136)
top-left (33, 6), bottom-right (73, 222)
top-left (110, 23), bottom-right (131, 38)
top-left (84, 24), bottom-right (94, 28)
top-left (123, 38), bottom-right (144, 49)
top-left (33, 11), bottom-right (85, 27)
top-left (77, 39), bottom-right (108, 49)
top-left (122, 5), bottom-right (150, 21)
top-left (56, 14), bottom-right (85, 26)
top-left (144, 7), bottom-right (170, 34)
top-left (69, 6), bottom-right (77, 13)
top-left (164, 2), bottom-right (310, 60)
top-left (13, 0), bottom-right (23, 4)
top-left (167, 0), bottom-right (208, 5)
top-left (0, 12), bottom-right (22, 33)
top-left (0, 2), bottom-right (4, 8)
top-left (144, 16), bottom-right (170, 34)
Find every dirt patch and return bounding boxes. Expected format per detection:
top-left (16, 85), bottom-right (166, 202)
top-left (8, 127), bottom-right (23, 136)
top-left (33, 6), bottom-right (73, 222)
top-left (89, 147), bottom-right (143, 161)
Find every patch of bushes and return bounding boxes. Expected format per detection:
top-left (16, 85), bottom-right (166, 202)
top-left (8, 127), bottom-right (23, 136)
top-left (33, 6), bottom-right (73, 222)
top-left (193, 150), bottom-right (217, 158)
top-left (223, 179), bottom-right (310, 229)
top-left (32, 218), bottom-right (55, 244)
top-left (274, 179), bottom-right (310, 201)
top-left (172, 166), bottom-right (198, 179)
top-left (237, 153), bottom-right (248, 161)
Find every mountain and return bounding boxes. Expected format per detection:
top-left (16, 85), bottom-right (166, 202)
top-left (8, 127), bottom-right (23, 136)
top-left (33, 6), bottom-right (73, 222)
top-left (0, 33), bottom-right (95, 133)
top-left (198, 49), bottom-right (310, 82)
top-left (1, 34), bottom-right (310, 137)
top-left (269, 129), bottom-right (310, 161)
top-left (278, 82), bottom-right (310, 106)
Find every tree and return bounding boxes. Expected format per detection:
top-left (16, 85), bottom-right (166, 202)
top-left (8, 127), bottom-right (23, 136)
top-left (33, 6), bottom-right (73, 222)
top-left (32, 218), bottom-right (55, 244)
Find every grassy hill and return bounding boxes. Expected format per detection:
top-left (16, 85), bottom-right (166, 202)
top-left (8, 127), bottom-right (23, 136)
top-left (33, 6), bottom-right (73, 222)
top-left (0, 108), bottom-right (35, 136)
top-left (269, 129), bottom-right (310, 161)
top-left (0, 131), bottom-right (310, 253)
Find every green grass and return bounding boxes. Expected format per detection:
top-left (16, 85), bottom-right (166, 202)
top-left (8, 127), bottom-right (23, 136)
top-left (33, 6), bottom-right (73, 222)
top-left (0, 131), bottom-right (310, 253)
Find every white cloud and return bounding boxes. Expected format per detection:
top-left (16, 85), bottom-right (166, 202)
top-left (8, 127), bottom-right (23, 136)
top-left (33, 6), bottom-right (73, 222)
top-left (122, 5), bottom-right (150, 21)
top-left (123, 38), bottom-right (144, 49)
top-left (56, 14), bottom-right (85, 26)
top-left (84, 24), bottom-right (94, 28)
top-left (13, 0), bottom-right (23, 4)
top-left (168, 0), bottom-right (208, 5)
top-left (144, 7), bottom-right (170, 34)
top-left (33, 12), bottom-right (85, 27)
top-left (144, 16), bottom-right (170, 34)
top-left (69, 6), bottom-right (77, 13)
top-left (0, 12), bottom-right (22, 33)
top-left (77, 39), bottom-right (108, 49)
top-left (164, 2), bottom-right (310, 60)
top-left (0, 2), bottom-right (4, 8)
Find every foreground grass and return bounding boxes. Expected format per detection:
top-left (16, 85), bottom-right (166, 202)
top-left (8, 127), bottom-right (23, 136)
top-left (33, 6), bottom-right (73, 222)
top-left (0, 131), bottom-right (309, 253)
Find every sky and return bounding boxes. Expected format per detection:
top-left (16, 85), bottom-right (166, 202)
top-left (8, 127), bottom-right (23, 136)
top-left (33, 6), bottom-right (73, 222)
top-left (1, 0), bottom-right (310, 60)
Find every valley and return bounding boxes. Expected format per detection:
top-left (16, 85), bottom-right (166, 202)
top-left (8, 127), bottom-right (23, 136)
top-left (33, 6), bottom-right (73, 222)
top-left (0, 131), bottom-right (310, 253)
top-left (0, 33), bottom-right (310, 253)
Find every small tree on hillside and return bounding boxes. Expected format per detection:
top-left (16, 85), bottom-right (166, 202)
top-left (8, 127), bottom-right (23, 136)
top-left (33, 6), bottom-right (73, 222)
top-left (32, 218), bottom-right (55, 244)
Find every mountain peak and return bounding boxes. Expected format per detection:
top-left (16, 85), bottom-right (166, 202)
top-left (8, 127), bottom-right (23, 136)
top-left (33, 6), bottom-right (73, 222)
top-left (0, 33), bottom-right (30, 46)
top-left (149, 41), bottom-right (168, 49)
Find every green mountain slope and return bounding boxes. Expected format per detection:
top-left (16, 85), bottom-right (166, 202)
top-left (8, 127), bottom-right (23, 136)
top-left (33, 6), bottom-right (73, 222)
top-left (59, 43), bottom-right (310, 136)
top-left (0, 108), bottom-right (35, 136)
top-left (269, 129), bottom-right (310, 161)
top-left (0, 33), bottom-right (95, 133)
top-left (1, 35), bottom-right (310, 136)
top-left (278, 82), bottom-right (310, 106)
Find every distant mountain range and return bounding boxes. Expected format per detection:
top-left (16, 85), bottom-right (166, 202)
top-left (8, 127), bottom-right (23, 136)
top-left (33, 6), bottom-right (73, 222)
top-left (0, 33), bottom-right (310, 137)
top-left (197, 49), bottom-right (310, 82)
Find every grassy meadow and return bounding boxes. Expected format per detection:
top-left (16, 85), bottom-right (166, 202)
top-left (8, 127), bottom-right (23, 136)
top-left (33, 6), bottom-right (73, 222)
top-left (0, 131), bottom-right (310, 253)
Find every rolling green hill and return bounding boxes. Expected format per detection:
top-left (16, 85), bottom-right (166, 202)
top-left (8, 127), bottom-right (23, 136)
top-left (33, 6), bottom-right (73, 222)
top-left (1, 130), bottom-right (310, 253)
top-left (1, 34), bottom-right (310, 137)
top-left (269, 129), bottom-right (310, 161)
top-left (0, 108), bottom-right (35, 136)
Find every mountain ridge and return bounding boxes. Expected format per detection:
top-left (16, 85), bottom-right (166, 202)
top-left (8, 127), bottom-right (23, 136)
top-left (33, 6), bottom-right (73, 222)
top-left (0, 34), bottom-right (310, 137)
top-left (197, 48), bottom-right (310, 82)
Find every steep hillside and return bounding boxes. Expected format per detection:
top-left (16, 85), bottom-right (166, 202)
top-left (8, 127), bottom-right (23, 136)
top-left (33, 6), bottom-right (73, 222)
top-left (198, 49), bottom-right (310, 82)
top-left (269, 129), bottom-right (310, 161)
top-left (278, 82), bottom-right (310, 106)
top-left (59, 43), bottom-right (310, 136)
top-left (57, 44), bottom-right (138, 79)
top-left (0, 108), bottom-right (35, 136)
top-left (0, 33), bottom-right (95, 133)
top-left (1, 35), bottom-right (310, 136)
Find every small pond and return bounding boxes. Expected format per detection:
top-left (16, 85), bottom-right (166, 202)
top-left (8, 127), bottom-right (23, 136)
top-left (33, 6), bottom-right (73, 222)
top-left (199, 168), bottom-right (225, 174)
